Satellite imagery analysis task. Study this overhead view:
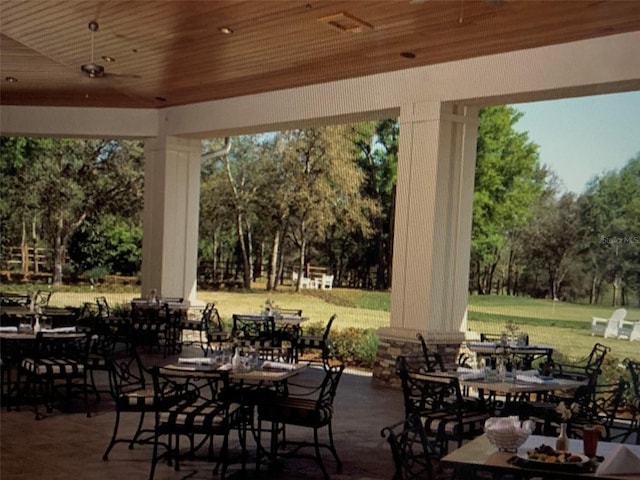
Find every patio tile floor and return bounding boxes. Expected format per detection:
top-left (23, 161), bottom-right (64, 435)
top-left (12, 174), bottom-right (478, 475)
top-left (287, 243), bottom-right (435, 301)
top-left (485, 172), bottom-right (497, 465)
top-left (0, 347), bottom-right (402, 480)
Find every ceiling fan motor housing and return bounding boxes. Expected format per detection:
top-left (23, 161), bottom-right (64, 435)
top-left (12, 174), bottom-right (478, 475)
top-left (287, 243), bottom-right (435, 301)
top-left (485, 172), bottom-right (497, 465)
top-left (81, 62), bottom-right (105, 78)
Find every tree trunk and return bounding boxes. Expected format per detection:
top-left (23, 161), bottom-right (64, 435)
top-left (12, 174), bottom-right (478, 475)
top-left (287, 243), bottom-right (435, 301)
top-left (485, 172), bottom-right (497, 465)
top-left (212, 227), bottom-right (219, 282)
top-left (296, 236), bottom-right (307, 292)
top-left (475, 261), bottom-right (483, 295)
top-left (506, 249), bottom-right (514, 295)
top-left (267, 228), bottom-right (281, 291)
top-left (53, 214), bottom-right (64, 285)
top-left (20, 221), bottom-right (29, 276)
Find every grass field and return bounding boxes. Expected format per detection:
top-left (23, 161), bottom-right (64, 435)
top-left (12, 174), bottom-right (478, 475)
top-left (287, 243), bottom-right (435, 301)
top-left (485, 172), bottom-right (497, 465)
top-left (23, 283), bottom-right (640, 363)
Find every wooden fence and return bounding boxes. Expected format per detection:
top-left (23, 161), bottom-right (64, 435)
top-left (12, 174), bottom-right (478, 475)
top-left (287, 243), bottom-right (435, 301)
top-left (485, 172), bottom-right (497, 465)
top-left (1, 246), bottom-right (54, 274)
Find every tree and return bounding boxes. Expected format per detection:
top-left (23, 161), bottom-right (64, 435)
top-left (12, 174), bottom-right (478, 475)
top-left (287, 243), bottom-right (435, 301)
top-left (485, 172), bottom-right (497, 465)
top-left (349, 119), bottom-right (398, 289)
top-left (471, 106), bottom-right (544, 294)
top-left (0, 137), bottom-right (144, 284)
top-left (579, 152), bottom-right (640, 306)
top-left (519, 192), bottom-right (581, 300)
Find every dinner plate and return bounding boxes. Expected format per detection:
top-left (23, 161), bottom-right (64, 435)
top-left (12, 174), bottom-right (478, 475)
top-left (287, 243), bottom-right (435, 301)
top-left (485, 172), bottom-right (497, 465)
top-left (515, 452), bottom-right (590, 471)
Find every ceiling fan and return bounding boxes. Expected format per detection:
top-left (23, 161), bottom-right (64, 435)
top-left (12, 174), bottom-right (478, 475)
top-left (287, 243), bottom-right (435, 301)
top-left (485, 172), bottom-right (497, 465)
top-left (80, 21), bottom-right (140, 79)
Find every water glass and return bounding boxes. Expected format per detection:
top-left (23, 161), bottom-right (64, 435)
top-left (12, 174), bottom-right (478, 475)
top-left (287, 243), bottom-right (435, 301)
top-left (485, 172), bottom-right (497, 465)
top-left (18, 317), bottom-right (32, 333)
top-left (39, 316), bottom-right (52, 330)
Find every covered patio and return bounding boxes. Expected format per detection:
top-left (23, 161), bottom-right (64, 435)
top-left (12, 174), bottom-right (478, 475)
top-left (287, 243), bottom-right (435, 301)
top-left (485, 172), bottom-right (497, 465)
top-left (2, 3), bottom-right (640, 478)
top-left (3, 3), bottom-right (640, 365)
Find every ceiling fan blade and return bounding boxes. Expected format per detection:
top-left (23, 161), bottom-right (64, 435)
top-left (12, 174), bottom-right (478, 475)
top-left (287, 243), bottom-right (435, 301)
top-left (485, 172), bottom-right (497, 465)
top-left (103, 72), bottom-right (142, 80)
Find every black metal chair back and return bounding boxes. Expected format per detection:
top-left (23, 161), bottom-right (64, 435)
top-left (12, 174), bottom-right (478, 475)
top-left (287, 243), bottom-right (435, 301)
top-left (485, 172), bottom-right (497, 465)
top-left (149, 366), bottom-right (245, 480)
top-left (102, 349), bottom-right (156, 460)
top-left (381, 415), bottom-right (441, 480)
top-left (416, 333), bottom-right (445, 372)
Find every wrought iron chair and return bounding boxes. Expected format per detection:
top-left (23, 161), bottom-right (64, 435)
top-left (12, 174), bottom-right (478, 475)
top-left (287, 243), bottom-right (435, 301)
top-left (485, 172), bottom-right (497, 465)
top-left (232, 313), bottom-right (285, 361)
top-left (85, 320), bottom-right (120, 401)
top-left (149, 366), bottom-right (247, 480)
top-left (181, 302), bottom-right (223, 354)
top-left (396, 355), bottom-right (489, 456)
top-left (621, 358), bottom-right (640, 444)
top-left (381, 415), bottom-right (455, 480)
top-left (102, 349), bottom-right (157, 460)
top-left (295, 314), bottom-right (336, 363)
top-left (130, 302), bottom-right (172, 357)
top-left (256, 359), bottom-right (345, 480)
top-left (19, 331), bottom-right (91, 419)
top-left (416, 333), bottom-right (446, 372)
top-left (552, 342), bottom-right (611, 385)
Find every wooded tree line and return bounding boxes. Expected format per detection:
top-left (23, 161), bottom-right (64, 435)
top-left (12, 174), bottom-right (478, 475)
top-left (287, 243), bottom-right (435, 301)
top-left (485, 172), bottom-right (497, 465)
top-left (198, 121), bottom-right (397, 291)
top-left (1, 106), bottom-right (638, 305)
top-left (471, 107), bottom-right (640, 307)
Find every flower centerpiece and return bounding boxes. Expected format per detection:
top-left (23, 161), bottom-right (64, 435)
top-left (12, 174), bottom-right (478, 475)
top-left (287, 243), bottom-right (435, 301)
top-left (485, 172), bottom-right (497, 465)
top-left (554, 402), bottom-right (579, 451)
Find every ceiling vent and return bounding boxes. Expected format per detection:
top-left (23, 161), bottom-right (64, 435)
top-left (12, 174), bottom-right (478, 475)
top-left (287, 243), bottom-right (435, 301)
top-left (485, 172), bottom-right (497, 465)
top-left (317, 12), bottom-right (373, 33)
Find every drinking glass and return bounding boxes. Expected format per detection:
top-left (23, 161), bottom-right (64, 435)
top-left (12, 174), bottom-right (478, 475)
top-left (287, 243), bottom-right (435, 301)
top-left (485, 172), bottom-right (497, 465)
top-left (583, 426), bottom-right (599, 457)
top-left (18, 317), bottom-right (32, 333)
top-left (39, 316), bottom-right (52, 330)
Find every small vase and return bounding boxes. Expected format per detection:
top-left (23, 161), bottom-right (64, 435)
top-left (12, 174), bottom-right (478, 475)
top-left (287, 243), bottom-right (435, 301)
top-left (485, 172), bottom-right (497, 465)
top-left (231, 347), bottom-right (242, 371)
top-left (556, 422), bottom-right (568, 451)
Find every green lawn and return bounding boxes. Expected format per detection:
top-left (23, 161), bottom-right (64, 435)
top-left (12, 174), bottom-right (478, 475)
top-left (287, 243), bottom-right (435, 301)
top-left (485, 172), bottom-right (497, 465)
top-left (30, 284), bottom-right (640, 363)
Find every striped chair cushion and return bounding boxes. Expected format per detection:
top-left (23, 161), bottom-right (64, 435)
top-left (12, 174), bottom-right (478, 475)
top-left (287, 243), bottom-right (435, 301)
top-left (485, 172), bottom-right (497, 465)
top-left (159, 400), bottom-right (241, 429)
top-left (258, 397), bottom-right (333, 427)
top-left (181, 319), bottom-right (205, 331)
top-left (22, 357), bottom-right (85, 376)
top-left (86, 354), bottom-right (109, 368)
top-left (422, 411), bottom-right (489, 438)
top-left (208, 332), bottom-right (231, 343)
top-left (236, 338), bottom-right (278, 348)
top-left (116, 388), bottom-right (155, 409)
top-left (297, 336), bottom-right (325, 349)
top-left (132, 322), bottom-right (167, 332)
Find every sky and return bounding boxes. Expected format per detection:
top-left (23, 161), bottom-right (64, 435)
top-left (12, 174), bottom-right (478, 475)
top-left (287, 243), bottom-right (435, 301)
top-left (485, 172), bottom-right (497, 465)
top-left (511, 91), bottom-right (640, 194)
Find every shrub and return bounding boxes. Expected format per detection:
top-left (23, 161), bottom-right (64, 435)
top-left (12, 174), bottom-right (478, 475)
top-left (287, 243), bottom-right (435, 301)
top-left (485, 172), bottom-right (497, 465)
top-left (330, 327), bottom-right (378, 368)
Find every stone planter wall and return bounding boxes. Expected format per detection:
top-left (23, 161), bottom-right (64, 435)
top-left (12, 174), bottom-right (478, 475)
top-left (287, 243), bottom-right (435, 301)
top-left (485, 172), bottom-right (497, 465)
top-left (372, 327), bottom-right (468, 389)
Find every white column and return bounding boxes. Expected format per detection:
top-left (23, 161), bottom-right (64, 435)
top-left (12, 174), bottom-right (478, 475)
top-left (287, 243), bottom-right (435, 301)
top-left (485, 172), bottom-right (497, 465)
top-left (141, 135), bottom-right (202, 305)
top-left (382, 101), bottom-right (478, 342)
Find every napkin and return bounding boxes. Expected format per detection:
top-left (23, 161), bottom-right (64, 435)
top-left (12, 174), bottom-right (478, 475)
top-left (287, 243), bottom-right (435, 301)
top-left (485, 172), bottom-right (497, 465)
top-left (597, 444), bottom-right (640, 475)
top-left (41, 326), bottom-right (77, 333)
top-left (457, 366), bottom-right (485, 380)
top-left (516, 372), bottom-right (545, 383)
top-left (0, 326), bottom-right (18, 332)
top-left (218, 363), bottom-right (233, 371)
top-left (262, 361), bottom-right (298, 371)
top-left (178, 357), bottom-right (214, 365)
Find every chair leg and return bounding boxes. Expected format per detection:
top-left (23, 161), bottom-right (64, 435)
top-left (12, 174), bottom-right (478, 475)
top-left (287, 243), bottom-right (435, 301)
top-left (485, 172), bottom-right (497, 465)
top-left (326, 422), bottom-right (342, 472)
top-left (103, 410), bottom-right (122, 460)
top-left (130, 411), bottom-right (148, 448)
top-left (313, 428), bottom-right (330, 480)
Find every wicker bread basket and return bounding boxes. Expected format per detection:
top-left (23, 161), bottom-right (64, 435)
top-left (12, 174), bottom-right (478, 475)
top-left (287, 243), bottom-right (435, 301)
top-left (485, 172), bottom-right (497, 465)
top-left (485, 417), bottom-right (533, 451)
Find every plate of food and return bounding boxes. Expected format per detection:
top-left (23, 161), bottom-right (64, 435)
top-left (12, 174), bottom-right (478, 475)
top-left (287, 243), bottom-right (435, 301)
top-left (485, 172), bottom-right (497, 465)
top-left (514, 444), bottom-right (590, 471)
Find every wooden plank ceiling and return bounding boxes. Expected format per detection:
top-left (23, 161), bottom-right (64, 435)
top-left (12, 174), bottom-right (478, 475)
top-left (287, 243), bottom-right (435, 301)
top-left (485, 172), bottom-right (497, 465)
top-left (1, 0), bottom-right (639, 109)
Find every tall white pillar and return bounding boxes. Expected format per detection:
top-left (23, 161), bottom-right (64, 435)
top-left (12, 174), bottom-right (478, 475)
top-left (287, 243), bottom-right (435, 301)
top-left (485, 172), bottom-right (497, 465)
top-left (141, 135), bottom-right (202, 305)
top-left (382, 101), bottom-right (479, 343)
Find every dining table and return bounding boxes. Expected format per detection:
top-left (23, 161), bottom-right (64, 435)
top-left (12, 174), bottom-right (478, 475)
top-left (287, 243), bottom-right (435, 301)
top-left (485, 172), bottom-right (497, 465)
top-left (441, 434), bottom-right (640, 479)
top-left (428, 369), bottom-right (587, 420)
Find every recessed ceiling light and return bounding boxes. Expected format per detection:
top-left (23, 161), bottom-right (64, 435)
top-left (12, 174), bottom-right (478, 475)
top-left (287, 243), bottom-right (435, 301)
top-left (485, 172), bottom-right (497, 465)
top-left (5, 76), bottom-right (18, 83)
top-left (102, 55), bottom-right (115, 63)
top-left (400, 51), bottom-right (416, 59)
top-left (218, 26), bottom-right (233, 34)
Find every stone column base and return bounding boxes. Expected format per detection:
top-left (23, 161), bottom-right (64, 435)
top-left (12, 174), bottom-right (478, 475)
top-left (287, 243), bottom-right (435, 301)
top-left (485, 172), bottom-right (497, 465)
top-left (372, 327), bottom-right (466, 389)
